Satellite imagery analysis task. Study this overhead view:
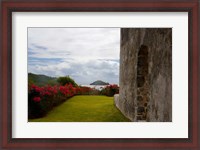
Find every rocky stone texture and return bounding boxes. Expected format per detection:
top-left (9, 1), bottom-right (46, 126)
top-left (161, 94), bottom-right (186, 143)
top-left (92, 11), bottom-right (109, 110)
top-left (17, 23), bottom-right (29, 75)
top-left (114, 94), bottom-right (119, 107)
top-left (115, 28), bottom-right (172, 122)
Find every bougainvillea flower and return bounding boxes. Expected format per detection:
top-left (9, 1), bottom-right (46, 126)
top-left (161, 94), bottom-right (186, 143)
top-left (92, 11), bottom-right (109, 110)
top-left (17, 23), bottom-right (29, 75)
top-left (33, 97), bottom-right (41, 102)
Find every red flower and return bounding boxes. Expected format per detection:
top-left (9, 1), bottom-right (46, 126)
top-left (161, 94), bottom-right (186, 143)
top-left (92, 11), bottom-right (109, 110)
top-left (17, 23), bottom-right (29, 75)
top-left (44, 91), bottom-right (51, 96)
top-left (33, 97), bottom-right (41, 102)
top-left (52, 89), bottom-right (58, 94)
top-left (31, 84), bottom-right (42, 93)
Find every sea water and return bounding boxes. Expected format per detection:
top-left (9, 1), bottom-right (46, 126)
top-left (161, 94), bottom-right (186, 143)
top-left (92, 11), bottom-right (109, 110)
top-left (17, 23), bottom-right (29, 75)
top-left (80, 85), bottom-right (107, 90)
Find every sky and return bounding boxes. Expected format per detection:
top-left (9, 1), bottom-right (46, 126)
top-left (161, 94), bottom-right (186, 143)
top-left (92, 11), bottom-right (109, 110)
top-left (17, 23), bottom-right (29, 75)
top-left (28, 28), bottom-right (120, 85)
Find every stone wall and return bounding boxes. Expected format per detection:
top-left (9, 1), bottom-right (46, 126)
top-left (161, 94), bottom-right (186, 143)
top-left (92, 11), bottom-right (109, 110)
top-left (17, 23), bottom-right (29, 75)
top-left (114, 28), bottom-right (172, 122)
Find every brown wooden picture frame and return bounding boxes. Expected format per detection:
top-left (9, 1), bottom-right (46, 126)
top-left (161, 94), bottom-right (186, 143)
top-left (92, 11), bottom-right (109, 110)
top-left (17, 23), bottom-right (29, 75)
top-left (0, 0), bottom-right (199, 149)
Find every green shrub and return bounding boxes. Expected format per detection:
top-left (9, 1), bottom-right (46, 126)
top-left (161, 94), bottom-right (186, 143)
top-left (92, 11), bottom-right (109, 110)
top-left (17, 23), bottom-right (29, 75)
top-left (57, 75), bottom-right (78, 87)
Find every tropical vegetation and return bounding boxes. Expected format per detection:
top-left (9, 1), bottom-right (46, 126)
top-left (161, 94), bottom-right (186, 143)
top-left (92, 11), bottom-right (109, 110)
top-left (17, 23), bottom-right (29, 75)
top-left (28, 73), bottom-right (120, 121)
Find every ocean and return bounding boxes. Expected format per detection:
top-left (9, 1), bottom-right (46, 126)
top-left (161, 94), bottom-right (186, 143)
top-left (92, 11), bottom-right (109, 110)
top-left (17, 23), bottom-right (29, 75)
top-left (80, 85), bottom-right (107, 90)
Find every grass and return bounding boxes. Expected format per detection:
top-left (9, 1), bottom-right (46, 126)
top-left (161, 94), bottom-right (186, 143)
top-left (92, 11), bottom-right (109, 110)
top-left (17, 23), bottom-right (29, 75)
top-left (29, 95), bottom-right (131, 122)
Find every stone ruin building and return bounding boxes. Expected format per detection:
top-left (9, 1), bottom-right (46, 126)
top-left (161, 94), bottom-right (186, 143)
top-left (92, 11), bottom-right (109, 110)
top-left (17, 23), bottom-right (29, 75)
top-left (114, 28), bottom-right (172, 122)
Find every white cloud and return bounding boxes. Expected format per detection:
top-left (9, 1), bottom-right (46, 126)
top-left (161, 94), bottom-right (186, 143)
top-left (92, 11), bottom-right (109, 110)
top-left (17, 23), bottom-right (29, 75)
top-left (28, 28), bottom-right (120, 84)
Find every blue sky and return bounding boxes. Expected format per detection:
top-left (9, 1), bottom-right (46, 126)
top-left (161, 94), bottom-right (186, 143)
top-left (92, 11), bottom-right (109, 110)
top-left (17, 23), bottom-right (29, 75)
top-left (28, 28), bottom-right (120, 85)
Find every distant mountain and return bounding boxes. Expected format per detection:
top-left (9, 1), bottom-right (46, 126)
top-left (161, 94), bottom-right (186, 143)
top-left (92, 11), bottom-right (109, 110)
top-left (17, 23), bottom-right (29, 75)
top-left (28, 73), bottom-right (58, 86)
top-left (90, 80), bottom-right (109, 85)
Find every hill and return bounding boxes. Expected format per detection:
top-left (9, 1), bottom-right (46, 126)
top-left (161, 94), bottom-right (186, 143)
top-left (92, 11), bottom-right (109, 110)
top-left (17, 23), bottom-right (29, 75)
top-left (28, 73), bottom-right (58, 86)
top-left (90, 80), bottom-right (109, 85)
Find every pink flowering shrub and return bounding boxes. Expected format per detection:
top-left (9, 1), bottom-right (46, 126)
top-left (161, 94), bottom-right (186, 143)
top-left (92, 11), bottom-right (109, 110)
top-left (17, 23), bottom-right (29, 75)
top-left (100, 84), bottom-right (119, 97)
top-left (28, 84), bottom-right (98, 119)
top-left (28, 84), bottom-right (77, 118)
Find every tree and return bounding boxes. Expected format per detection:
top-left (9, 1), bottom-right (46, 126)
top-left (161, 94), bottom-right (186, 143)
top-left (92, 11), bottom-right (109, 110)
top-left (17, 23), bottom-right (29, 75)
top-left (57, 76), bottom-right (78, 87)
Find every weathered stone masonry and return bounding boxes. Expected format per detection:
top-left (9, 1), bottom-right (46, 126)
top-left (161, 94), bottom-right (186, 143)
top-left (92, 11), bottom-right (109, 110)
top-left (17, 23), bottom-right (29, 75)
top-left (114, 28), bottom-right (172, 122)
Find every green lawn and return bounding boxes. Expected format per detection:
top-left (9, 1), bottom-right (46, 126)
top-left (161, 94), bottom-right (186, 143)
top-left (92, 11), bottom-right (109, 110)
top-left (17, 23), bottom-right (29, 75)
top-left (29, 95), bottom-right (130, 122)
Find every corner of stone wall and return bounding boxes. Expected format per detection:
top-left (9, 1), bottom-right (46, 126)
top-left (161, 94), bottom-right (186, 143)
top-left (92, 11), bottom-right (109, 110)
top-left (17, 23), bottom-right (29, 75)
top-left (114, 94), bottom-right (135, 121)
top-left (117, 28), bottom-right (172, 122)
